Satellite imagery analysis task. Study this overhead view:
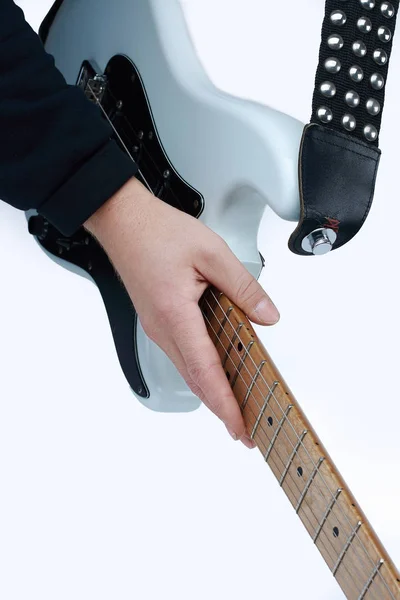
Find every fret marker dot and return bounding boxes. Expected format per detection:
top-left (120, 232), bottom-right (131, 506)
top-left (297, 467), bottom-right (304, 478)
top-left (267, 417), bottom-right (273, 427)
top-left (333, 527), bottom-right (340, 538)
top-left (238, 342), bottom-right (243, 352)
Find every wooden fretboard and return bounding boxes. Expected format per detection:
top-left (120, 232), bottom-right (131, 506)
top-left (201, 288), bottom-right (400, 600)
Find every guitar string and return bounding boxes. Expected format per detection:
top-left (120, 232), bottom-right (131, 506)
top-left (201, 306), bottom-right (367, 598)
top-left (206, 291), bottom-right (394, 599)
top-left (207, 290), bottom-right (395, 598)
top-left (201, 297), bottom-right (356, 553)
top-left (202, 299), bottom-right (380, 600)
top-left (84, 79), bottom-right (394, 598)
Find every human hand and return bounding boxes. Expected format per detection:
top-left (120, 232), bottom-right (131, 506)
top-left (84, 177), bottom-right (279, 449)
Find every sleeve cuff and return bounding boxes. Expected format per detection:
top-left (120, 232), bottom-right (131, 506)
top-left (38, 139), bottom-right (138, 236)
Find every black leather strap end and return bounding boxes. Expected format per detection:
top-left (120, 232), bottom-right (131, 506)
top-left (289, 124), bottom-right (381, 256)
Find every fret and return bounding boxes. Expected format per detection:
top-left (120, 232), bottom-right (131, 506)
top-left (279, 429), bottom-right (308, 486)
top-left (358, 559), bottom-right (384, 599)
top-left (250, 379), bottom-right (278, 436)
top-left (231, 340), bottom-right (254, 387)
top-left (222, 323), bottom-right (244, 367)
top-left (313, 488), bottom-right (343, 543)
top-left (264, 404), bottom-right (293, 461)
top-left (204, 290), bottom-right (400, 600)
top-left (296, 457), bottom-right (325, 514)
top-left (333, 521), bottom-right (363, 576)
top-left (242, 361), bottom-right (268, 411)
top-left (217, 306), bottom-right (233, 341)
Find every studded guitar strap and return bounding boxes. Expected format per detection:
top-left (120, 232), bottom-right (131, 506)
top-left (289, 0), bottom-right (398, 256)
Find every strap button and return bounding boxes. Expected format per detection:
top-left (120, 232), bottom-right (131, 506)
top-left (301, 228), bottom-right (337, 255)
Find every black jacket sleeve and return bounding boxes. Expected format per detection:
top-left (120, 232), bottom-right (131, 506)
top-left (0, 0), bottom-right (138, 236)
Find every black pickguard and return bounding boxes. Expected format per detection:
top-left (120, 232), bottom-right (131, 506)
top-left (28, 55), bottom-right (204, 398)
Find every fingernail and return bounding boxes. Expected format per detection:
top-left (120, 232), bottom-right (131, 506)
top-left (226, 426), bottom-right (239, 441)
top-left (254, 298), bottom-right (280, 324)
top-left (240, 433), bottom-right (257, 449)
top-left (241, 437), bottom-right (257, 450)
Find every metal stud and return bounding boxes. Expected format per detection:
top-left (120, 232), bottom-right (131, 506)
top-left (377, 25), bottom-right (392, 42)
top-left (342, 114), bottom-right (357, 132)
top-left (381, 1), bottom-right (395, 18)
top-left (345, 90), bottom-right (360, 108)
top-left (360, 0), bottom-right (375, 8)
top-left (349, 65), bottom-right (364, 82)
top-left (352, 40), bottom-right (367, 57)
top-left (357, 16), bottom-right (372, 33)
top-left (327, 34), bottom-right (344, 50)
top-left (373, 48), bottom-right (388, 65)
top-left (370, 72), bottom-right (385, 90)
top-left (366, 98), bottom-right (381, 115)
top-left (331, 10), bottom-right (347, 25)
top-left (317, 106), bottom-right (333, 124)
top-left (325, 57), bottom-right (342, 74)
top-left (320, 81), bottom-right (337, 97)
top-left (364, 124), bottom-right (378, 141)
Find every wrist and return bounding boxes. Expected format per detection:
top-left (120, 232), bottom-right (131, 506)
top-left (83, 176), bottom-right (145, 243)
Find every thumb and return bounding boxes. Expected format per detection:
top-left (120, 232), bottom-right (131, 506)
top-left (199, 241), bottom-right (280, 325)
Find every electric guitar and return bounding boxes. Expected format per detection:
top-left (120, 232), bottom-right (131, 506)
top-left (26, 0), bottom-right (400, 598)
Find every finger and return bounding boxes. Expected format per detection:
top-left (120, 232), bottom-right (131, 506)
top-left (199, 242), bottom-right (279, 325)
top-left (156, 334), bottom-right (255, 449)
top-left (173, 304), bottom-right (247, 440)
top-left (229, 426), bottom-right (257, 449)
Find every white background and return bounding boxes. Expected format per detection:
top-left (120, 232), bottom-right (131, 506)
top-left (0, 1), bottom-right (399, 599)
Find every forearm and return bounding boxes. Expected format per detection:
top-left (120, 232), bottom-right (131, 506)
top-left (0, 0), bottom-right (137, 235)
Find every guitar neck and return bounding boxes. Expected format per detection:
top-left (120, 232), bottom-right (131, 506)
top-left (201, 288), bottom-right (400, 600)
